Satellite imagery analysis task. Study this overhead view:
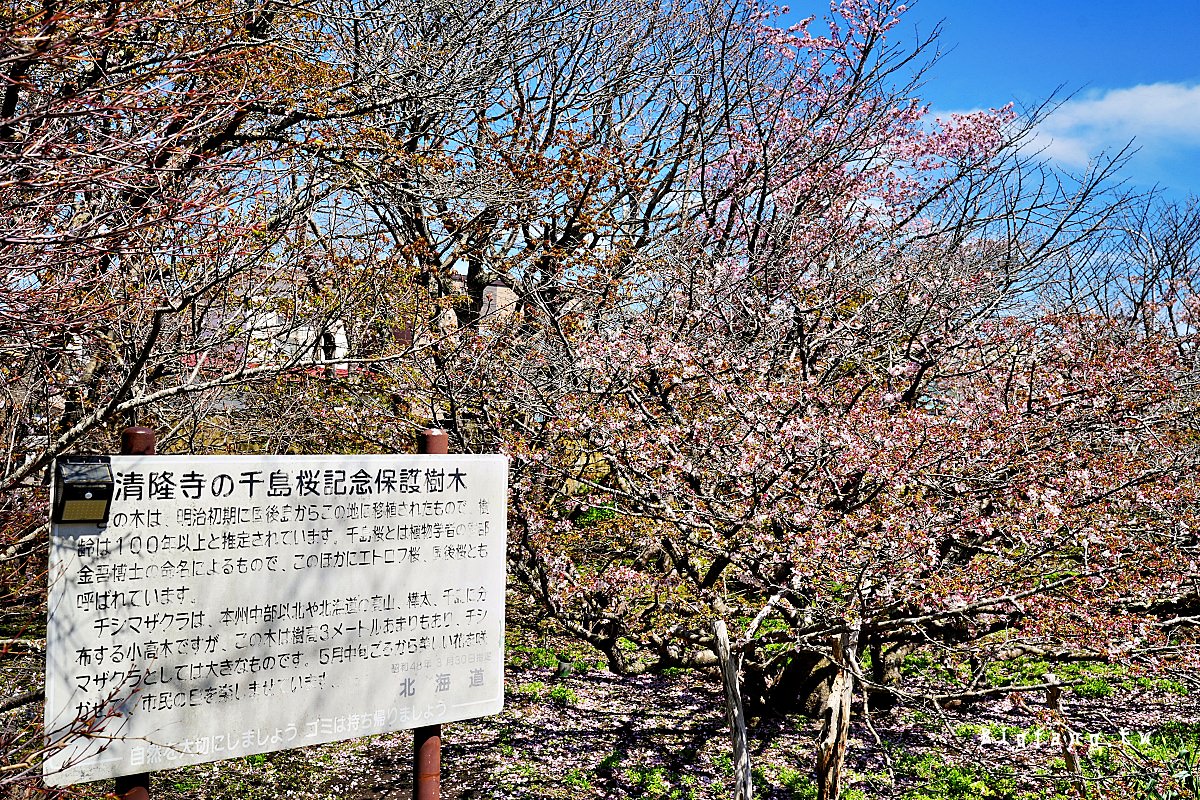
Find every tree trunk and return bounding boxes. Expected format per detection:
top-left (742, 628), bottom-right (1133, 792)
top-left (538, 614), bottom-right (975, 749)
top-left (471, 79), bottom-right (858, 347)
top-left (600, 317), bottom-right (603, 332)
top-left (868, 639), bottom-right (914, 710)
top-left (742, 650), bottom-right (837, 717)
top-left (816, 626), bottom-right (858, 800)
top-left (712, 620), bottom-right (753, 800)
top-left (1044, 673), bottom-right (1087, 798)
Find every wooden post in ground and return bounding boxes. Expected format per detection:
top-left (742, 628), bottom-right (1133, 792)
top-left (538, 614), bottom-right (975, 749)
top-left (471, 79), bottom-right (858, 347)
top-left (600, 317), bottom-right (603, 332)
top-left (817, 626), bottom-right (858, 800)
top-left (712, 619), bottom-right (752, 800)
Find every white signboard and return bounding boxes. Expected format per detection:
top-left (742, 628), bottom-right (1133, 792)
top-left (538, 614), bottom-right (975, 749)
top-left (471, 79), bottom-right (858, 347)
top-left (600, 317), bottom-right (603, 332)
top-left (44, 454), bottom-right (507, 786)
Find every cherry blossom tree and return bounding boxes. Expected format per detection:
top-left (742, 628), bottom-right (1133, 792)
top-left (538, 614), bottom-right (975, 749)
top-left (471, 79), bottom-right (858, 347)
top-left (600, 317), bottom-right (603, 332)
top-left (0, 0), bottom-right (591, 783)
top-left (220, 0), bottom-right (793, 444)
top-left (364, 2), bottom-right (1199, 795)
top-left (3, 0), bottom-right (1197, 794)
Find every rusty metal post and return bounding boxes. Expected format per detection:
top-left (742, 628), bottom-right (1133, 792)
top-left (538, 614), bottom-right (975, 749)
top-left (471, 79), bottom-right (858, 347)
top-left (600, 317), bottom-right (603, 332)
top-left (414, 427), bottom-right (446, 800)
top-left (419, 427), bottom-right (448, 456)
top-left (413, 726), bottom-right (441, 800)
top-left (121, 426), bottom-right (157, 456)
top-left (115, 426), bottom-right (156, 799)
top-left (114, 774), bottom-right (150, 800)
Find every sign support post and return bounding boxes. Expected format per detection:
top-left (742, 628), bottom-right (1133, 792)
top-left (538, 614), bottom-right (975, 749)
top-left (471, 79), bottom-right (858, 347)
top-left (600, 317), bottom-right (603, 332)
top-left (113, 426), bottom-right (156, 800)
top-left (414, 427), bottom-right (447, 800)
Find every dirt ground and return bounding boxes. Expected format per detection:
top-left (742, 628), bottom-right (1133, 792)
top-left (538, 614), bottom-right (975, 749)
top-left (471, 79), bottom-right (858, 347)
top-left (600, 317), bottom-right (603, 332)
top-left (7, 649), bottom-right (1199, 800)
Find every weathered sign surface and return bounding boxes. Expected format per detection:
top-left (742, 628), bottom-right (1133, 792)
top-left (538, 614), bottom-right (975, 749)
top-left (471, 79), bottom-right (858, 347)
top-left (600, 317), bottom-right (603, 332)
top-left (44, 454), bottom-right (508, 785)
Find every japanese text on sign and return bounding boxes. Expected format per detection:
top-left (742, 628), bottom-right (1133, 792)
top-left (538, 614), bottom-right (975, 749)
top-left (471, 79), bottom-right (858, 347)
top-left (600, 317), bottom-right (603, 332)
top-left (44, 454), bottom-right (508, 786)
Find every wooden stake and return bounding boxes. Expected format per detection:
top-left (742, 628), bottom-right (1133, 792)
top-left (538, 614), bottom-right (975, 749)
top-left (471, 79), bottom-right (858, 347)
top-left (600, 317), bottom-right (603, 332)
top-left (712, 620), bottom-right (752, 800)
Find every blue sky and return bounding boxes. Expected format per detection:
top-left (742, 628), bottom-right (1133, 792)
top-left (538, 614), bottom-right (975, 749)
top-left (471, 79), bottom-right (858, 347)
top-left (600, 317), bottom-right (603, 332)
top-left (789, 1), bottom-right (1200, 199)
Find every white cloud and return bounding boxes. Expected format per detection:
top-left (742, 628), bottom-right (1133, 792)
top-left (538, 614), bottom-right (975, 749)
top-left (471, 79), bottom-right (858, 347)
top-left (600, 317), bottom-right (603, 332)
top-left (1026, 82), bottom-right (1200, 170)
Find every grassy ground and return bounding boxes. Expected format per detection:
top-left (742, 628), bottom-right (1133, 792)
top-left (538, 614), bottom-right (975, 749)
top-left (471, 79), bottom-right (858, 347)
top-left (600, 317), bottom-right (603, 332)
top-left (4, 606), bottom-right (1200, 799)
